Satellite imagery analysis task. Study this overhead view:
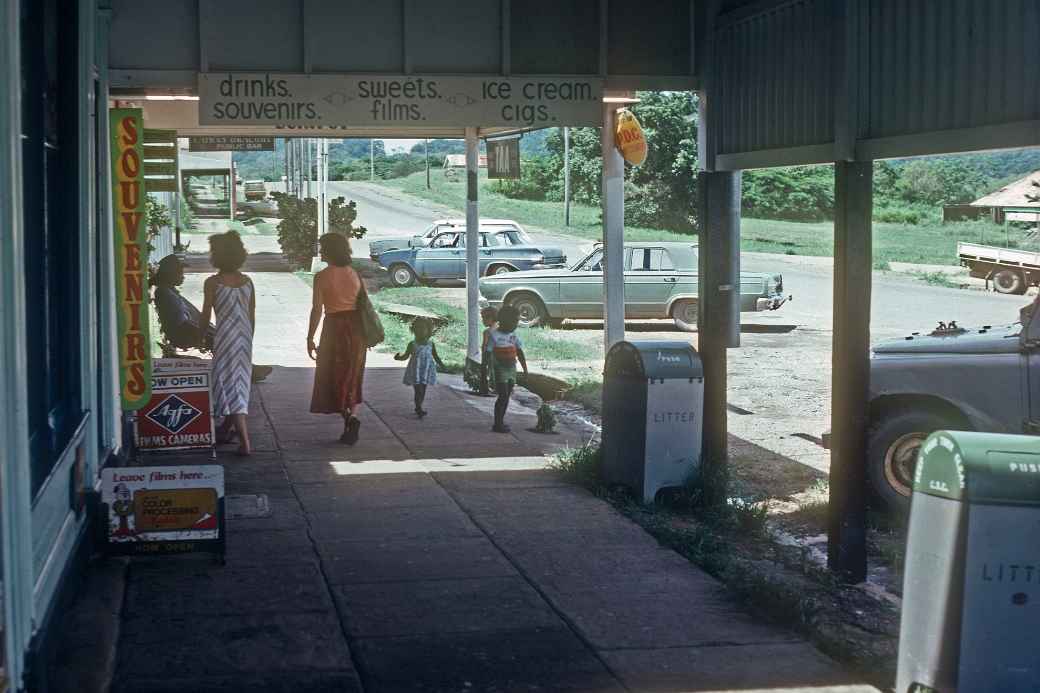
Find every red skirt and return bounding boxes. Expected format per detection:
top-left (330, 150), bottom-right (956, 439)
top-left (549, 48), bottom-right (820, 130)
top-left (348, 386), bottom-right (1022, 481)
top-left (310, 310), bottom-right (367, 413)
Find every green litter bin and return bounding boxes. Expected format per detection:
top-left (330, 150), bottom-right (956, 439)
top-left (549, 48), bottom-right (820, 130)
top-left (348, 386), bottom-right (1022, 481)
top-left (897, 431), bottom-right (1040, 693)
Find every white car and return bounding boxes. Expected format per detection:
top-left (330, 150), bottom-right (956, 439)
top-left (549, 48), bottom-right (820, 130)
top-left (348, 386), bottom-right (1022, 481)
top-left (368, 218), bottom-right (530, 259)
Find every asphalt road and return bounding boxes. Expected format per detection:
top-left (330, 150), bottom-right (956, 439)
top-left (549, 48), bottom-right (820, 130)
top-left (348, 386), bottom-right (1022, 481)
top-left (323, 179), bottom-right (1028, 339)
top-left (272, 180), bottom-right (1033, 471)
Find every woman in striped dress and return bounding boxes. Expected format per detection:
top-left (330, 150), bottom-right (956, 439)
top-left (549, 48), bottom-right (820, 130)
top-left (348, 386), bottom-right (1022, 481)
top-left (201, 231), bottom-right (255, 456)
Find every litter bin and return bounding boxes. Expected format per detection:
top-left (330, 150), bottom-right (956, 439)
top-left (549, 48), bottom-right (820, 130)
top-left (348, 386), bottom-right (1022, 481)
top-left (897, 431), bottom-right (1040, 693)
top-left (601, 340), bottom-right (703, 503)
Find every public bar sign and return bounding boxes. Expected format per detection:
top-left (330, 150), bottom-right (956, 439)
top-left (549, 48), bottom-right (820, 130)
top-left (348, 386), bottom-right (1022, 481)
top-left (109, 108), bottom-right (152, 410)
top-left (135, 359), bottom-right (215, 451)
top-left (486, 138), bottom-right (520, 179)
top-left (198, 73), bottom-right (603, 128)
top-left (189, 135), bottom-right (275, 152)
top-left (101, 465), bottom-right (224, 557)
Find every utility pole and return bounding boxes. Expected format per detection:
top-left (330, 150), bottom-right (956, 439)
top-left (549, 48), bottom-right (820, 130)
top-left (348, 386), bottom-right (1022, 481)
top-left (563, 126), bottom-right (571, 226)
top-left (370, 139), bottom-right (375, 181)
top-left (425, 138), bottom-right (430, 190)
top-left (283, 138), bottom-right (289, 193)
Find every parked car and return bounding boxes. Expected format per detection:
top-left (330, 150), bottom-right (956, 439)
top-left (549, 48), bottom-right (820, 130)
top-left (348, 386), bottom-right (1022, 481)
top-left (478, 242), bottom-right (787, 330)
top-left (958, 240), bottom-right (1040, 295)
top-left (863, 292), bottom-right (1040, 510)
top-left (243, 180), bottom-right (267, 201)
top-left (378, 229), bottom-right (567, 287)
top-left (368, 218), bottom-right (528, 260)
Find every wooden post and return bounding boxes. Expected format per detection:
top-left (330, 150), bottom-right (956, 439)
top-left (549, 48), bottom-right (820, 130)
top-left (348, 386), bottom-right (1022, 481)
top-left (828, 160), bottom-right (872, 583)
top-left (697, 170), bottom-right (741, 505)
top-left (601, 104), bottom-right (625, 351)
top-left (465, 127), bottom-right (480, 363)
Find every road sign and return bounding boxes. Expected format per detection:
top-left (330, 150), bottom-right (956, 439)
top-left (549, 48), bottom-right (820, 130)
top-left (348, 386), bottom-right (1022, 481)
top-left (135, 359), bottom-right (215, 451)
top-left (198, 73), bottom-right (603, 128)
top-left (189, 135), bottom-right (275, 152)
top-left (101, 465), bottom-right (224, 558)
top-left (486, 138), bottom-right (520, 179)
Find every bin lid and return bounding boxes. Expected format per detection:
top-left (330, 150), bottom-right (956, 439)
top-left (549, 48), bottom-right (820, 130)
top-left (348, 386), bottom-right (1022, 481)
top-left (604, 340), bottom-right (702, 380)
top-left (914, 431), bottom-right (1040, 505)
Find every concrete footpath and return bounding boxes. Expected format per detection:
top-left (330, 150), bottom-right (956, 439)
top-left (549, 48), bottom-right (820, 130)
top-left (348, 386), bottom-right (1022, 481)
top-left (102, 364), bottom-right (873, 692)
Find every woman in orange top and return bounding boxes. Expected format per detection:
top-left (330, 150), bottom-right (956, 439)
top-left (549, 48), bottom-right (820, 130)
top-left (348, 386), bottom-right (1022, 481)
top-left (308, 233), bottom-right (367, 444)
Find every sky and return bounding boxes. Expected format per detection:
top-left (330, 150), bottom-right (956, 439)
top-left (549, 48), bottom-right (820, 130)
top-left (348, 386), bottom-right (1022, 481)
top-left (381, 138), bottom-right (425, 153)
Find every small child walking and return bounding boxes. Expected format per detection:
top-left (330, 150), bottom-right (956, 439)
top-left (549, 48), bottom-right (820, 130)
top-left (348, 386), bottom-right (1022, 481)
top-left (479, 306), bottom-right (499, 396)
top-left (487, 305), bottom-right (528, 433)
top-left (396, 317), bottom-right (445, 418)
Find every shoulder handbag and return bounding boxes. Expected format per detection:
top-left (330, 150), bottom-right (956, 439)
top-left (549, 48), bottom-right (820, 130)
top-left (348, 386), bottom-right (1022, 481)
top-left (357, 280), bottom-right (385, 348)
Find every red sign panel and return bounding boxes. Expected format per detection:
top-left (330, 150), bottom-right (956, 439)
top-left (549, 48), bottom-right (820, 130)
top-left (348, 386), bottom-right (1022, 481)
top-left (135, 360), bottom-right (215, 450)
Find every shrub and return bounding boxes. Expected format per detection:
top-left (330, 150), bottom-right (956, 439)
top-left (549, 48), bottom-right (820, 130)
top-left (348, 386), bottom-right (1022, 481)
top-left (271, 193), bottom-right (367, 268)
top-left (489, 157), bottom-right (556, 201)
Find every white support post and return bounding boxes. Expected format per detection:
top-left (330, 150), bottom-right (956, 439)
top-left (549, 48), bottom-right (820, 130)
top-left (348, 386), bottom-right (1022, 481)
top-left (563, 126), bottom-right (571, 226)
top-left (0, 0), bottom-right (35, 683)
top-left (601, 104), bottom-right (625, 351)
top-left (465, 127), bottom-right (481, 364)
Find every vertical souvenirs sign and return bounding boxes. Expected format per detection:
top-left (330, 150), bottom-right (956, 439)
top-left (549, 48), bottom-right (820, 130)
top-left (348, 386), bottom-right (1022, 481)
top-left (109, 108), bottom-right (152, 409)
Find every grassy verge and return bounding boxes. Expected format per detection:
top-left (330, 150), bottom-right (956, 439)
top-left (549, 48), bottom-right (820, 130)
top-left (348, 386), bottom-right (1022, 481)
top-left (376, 170), bottom-right (1010, 266)
top-left (295, 270), bottom-right (593, 373)
top-left (549, 444), bottom-right (899, 685)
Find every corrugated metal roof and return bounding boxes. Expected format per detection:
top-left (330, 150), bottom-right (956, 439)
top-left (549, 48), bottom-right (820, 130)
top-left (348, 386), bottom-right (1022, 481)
top-left (973, 170), bottom-right (1040, 208)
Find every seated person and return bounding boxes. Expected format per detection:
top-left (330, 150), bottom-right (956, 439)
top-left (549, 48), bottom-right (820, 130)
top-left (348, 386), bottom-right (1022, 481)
top-left (153, 254), bottom-right (216, 352)
top-left (152, 255), bottom-right (271, 382)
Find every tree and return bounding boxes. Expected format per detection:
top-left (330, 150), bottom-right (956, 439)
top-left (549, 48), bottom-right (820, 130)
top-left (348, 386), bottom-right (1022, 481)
top-left (270, 192), bottom-right (367, 268)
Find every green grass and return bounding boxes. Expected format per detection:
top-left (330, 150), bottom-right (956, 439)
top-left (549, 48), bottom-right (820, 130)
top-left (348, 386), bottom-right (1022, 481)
top-left (368, 287), bottom-right (592, 371)
top-left (376, 170), bottom-right (1011, 266)
top-left (295, 271), bottom-right (592, 372)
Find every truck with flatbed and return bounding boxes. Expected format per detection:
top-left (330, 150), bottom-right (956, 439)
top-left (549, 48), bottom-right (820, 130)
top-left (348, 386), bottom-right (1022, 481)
top-left (958, 240), bottom-right (1040, 295)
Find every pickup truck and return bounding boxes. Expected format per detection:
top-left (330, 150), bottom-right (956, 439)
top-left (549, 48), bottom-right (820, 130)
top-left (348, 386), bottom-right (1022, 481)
top-left (958, 241), bottom-right (1040, 295)
top-left (865, 291), bottom-right (1040, 510)
top-left (243, 180), bottom-right (267, 201)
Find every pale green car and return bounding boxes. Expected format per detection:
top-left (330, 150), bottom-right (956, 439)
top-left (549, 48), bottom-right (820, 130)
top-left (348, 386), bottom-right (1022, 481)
top-left (478, 242), bottom-right (787, 330)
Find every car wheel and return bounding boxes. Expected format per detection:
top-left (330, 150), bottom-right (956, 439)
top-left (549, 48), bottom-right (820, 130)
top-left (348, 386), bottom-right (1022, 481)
top-left (993, 269), bottom-right (1026, 295)
top-left (509, 292), bottom-right (549, 328)
top-left (389, 264), bottom-right (417, 288)
top-left (487, 264), bottom-right (514, 277)
top-left (671, 300), bottom-right (699, 332)
top-left (867, 409), bottom-right (956, 512)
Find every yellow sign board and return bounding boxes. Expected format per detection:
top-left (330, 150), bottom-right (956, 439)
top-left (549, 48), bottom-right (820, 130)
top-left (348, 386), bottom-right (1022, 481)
top-left (109, 108), bottom-right (152, 409)
top-left (615, 109), bottom-right (648, 166)
top-left (133, 488), bottom-right (218, 532)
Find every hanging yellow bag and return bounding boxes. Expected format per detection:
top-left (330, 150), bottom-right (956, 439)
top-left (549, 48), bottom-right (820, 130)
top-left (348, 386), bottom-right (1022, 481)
top-left (614, 108), bottom-right (647, 166)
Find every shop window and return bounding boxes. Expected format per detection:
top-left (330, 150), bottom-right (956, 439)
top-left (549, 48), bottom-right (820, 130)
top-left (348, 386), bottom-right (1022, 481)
top-left (21, 0), bottom-right (84, 496)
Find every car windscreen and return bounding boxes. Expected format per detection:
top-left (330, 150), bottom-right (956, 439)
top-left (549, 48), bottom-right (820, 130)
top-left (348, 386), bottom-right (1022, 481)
top-left (488, 231), bottom-right (527, 247)
top-left (574, 248), bottom-right (603, 271)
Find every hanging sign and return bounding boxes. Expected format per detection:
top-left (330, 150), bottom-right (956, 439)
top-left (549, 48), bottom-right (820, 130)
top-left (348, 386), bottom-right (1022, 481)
top-left (101, 465), bottom-right (224, 557)
top-left (486, 138), bottom-right (521, 179)
top-left (135, 359), bottom-right (216, 451)
top-left (189, 135), bottom-right (275, 152)
top-left (198, 74), bottom-right (603, 128)
top-left (615, 109), bottom-right (647, 166)
top-left (109, 108), bottom-right (152, 410)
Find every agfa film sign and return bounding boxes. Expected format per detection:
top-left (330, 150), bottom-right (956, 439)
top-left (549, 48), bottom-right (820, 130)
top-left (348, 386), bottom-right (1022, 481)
top-left (135, 359), bottom-right (215, 451)
top-left (198, 73), bottom-right (603, 128)
top-left (109, 108), bottom-right (152, 409)
top-left (101, 465), bottom-right (224, 556)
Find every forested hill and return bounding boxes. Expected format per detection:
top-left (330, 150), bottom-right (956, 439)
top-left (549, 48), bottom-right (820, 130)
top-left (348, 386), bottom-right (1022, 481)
top-left (232, 130), bottom-right (553, 182)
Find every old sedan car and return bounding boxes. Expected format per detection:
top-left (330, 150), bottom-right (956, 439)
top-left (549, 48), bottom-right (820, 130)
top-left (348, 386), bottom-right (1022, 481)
top-left (478, 242), bottom-right (786, 330)
top-left (368, 218), bottom-right (529, 260)
top-left (379, 229), bottom-right (567, 287)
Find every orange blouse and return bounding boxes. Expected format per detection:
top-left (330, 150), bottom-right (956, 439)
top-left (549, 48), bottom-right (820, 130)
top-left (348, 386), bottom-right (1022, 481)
top-left (313, 265), bottom-right (361, 314)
